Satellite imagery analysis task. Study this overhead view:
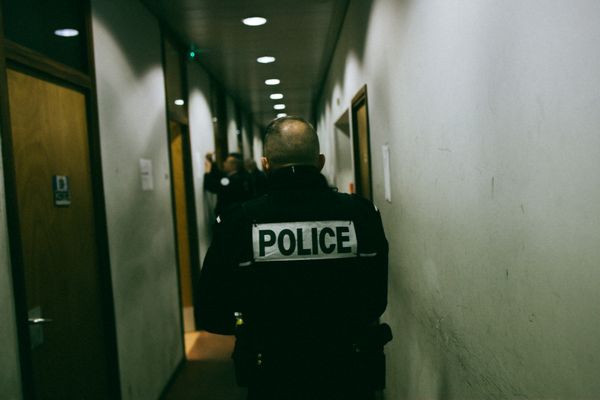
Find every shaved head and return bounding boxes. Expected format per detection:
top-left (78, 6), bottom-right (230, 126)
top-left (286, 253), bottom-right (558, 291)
top-left (262, 116), bottom-right (324, 170)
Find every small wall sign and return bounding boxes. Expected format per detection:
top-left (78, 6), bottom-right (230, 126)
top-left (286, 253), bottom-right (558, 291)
top-left (382, 144), bottom-right (392, 203)
top-left (139, 158), bottom-right (154, 191)
top-left (53, 175), bottom-right (71, 207)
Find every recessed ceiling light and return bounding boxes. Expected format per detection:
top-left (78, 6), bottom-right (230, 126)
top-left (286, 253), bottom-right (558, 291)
top-left (277, 113), bottom-right (287, 118)
top-left (257, 56), bottom-right (276, 64)
top-left (274, 104), bottom-right (286, 110)
top-left (242, 17), bottom-right (267, 26)
top-left (54, 28), bottom-right (79, 37)
top-left (270, 93), bottom-right (284, 100)
top-left (174, 99), bottom-right (185, 106)
top-left (265, 79), bottom-right (280, 85)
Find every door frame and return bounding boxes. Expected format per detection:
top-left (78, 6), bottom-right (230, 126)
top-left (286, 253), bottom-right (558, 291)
top-left (167, 119), bottom-right (201, 334)
top-left (161, 32), bottom-right (202, 338)
top-left (351, 85), bottom-right (373, 200)
top-left (0, 2), bottom-right (121, 398)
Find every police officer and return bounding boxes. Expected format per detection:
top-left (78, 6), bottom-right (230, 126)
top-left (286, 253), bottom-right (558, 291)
top-left (198, 116), bottom-right (389, 400)
top-left (204, 152), bottom-right (252, 216)
top-left (244, 158), bottom-right (268, 198)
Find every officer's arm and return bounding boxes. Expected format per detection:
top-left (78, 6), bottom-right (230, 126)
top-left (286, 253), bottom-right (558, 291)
top-left (196, 217), bottom-right (237, 335)
top-left (203, 167), bottom-right (222, 194)
top-left (362, 206), bottom-right (389, 321)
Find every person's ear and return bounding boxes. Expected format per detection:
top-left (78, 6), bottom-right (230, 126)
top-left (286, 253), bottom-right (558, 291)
top-left (260, 157), bottom-right (270, 172)
top-left (317, 154), bottom-right (325, 172)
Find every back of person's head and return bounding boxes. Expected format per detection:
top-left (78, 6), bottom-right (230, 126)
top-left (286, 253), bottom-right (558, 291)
top-left (244, 158), bottom-right (258, 172)
top-left (224, 152), bottom-right (243, 174)
top-left (262, 116), bottom-right (324, 171)
top-left (229, 152), bottom-right (243, 163)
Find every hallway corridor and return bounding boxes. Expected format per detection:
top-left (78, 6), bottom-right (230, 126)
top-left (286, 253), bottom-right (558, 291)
top-left (163, 332), bottom-right (246, 400)
top-left (3, 0), bottom-right (600, 399)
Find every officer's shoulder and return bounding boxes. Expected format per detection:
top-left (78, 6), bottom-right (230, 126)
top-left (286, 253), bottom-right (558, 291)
top-left (240, 193), bottom-right (270, 211)
top-left (217, 194), bottom-right (268, 223)
top-left (334, 191), bottom-right (380, 213)
top-left (214, 202), bottom-right (246, 226)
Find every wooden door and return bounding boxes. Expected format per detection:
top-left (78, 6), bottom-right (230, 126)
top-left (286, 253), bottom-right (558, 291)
top-left (8, 68), bottom-right (111, 399)
top-left (352, 86), bottom-right (372, 200)
top-left (169, 121), bottom-right (195, 332)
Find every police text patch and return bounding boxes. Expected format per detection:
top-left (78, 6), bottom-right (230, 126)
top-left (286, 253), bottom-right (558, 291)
top-left (252, 221), bottom-right (358, 262)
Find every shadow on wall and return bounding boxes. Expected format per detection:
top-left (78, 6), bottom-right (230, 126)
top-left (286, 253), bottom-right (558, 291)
top-left (318, 0), bottom-right (458, 398)
top-left (384, 274), bottom-right (453, 400)
top-left (319, 0), bottom-right (374, 115)
top-left (322, 0), bottom-right (417, 133)
top-left (92, 0), bottom-right (163, 77)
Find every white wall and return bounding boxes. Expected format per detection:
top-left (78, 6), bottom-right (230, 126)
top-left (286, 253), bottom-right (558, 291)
top-left (187, 61), bottom-right (216, 262)
top-left (317, 0), bottom-right (600, 398)
top-left (253, 125), bottom-right (263, 166)
top-left (91, 0), bottom-right (182, 398)
top-left (0, 137), bottom-right (22, 400)
top-left (332, 112), bottom-right (353, 193)
top-left (241, 115), bottom-right (253, 161)
top-left (226, 96), bottom-right (240, 153)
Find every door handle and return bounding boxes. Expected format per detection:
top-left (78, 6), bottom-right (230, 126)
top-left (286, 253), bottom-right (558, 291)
top-left (28, 317), bottom-right (53, 325)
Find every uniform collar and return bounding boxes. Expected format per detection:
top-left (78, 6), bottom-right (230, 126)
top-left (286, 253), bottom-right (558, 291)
top-left (267, 165), bottom-right (330, 191)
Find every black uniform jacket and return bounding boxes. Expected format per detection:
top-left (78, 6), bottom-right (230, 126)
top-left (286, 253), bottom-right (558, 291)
top-left (198, 165), bottom-right (388, 351)
top-left (204, 168), bottom-right (252, 216)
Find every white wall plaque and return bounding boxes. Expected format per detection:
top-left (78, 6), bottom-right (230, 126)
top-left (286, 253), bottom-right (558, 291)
top-left (382, 144), bottom-right (392, 203)
top-left (139, 158), bottom-right (154, 191)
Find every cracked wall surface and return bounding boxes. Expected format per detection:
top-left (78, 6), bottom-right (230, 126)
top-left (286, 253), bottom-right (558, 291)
top-left (317, 0), bottom-right (600, 398)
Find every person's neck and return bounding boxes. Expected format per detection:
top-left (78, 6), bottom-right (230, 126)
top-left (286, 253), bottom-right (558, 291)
top-left (269, 162), bottom-right (318, 171)
top-left (268, 165), bottom-right (322, 178)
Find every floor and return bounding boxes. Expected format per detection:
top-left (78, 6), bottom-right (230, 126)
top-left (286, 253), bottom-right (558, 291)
top-left (162, 331), bottom-right (247, 400)
top-left (163, 331), bottom-right (385, 400)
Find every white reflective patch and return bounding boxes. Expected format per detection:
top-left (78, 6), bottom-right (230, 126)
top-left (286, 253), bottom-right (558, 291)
top-left (252, 221), bottom-right (358, 262)
top-left (220, 177), bottom-right (230, 186)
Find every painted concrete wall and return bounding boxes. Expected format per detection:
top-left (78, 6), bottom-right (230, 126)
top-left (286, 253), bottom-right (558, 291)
top-left (91, 0), bottom-right (182, 398)
top-left (332, 115), bottom-right (353, 194)
top-left (241, 115), bottom-right (253, 161)
top-left (187, 61), bottom-right (216, 262)
top-left (317, 0), bottom-right (600, 399)
top-left (0, 137), bottom-right (22, 399)
top-left (253, 125), bottom-right (263, 166)
top-left (226, 96), bottom-right (240, 154)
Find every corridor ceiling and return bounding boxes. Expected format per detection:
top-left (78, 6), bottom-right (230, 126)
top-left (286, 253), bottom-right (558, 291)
top-left (141, 0), bottom-right (350, 128)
